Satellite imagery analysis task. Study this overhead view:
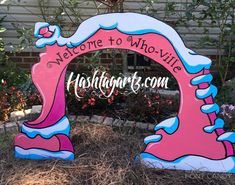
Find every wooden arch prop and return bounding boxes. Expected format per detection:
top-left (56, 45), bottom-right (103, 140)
top-left (14, 13), bottom-right (235, 173)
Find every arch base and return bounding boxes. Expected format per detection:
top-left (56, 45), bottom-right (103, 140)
top-left (137, 152), bottom-right (235, 173)
top-left (14, 116), bottom-right (74, 160)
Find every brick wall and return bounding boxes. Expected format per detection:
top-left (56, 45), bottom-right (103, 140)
top-left (6, 51), bottom-right (217, 68)
top-left (6, 52), bottom-right (40, 70)
top-left (4, 51), bottom-right (235, 86)
top-left (6, 52), bottom-right (124, 71)
top-left (6, 51), bottom-right (233, 79)
top-left (5, 52), bottom-right (171, 79)
top-left (2, 0), bottom-right (228, 56)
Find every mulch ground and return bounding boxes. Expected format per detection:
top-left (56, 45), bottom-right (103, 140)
top-left (0, 123), bottom-right (235, 185)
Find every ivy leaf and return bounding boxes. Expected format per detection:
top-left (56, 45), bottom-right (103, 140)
top-left (185, 11), bottom-right (193, 20)
top-left (0, 16), bottom-right (6, 23)
top-left (0, 27), bottom-right (6, 33)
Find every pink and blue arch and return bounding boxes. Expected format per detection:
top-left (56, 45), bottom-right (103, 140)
top-left (14, 13), bottom-right (235, 173)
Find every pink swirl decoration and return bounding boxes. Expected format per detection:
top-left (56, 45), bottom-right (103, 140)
top-left (39, 26), bottom-right (53, 38)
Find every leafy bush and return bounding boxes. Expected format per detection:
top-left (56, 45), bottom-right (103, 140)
top-left (66, 65), bottom-right (124, 116)
top-left (216, 79), bottom-right (235, 105)
top-left (125, 91), bottom-right (178, 123)
top-left (183, 0), bottom-right (235, 86)
top-left (0, 16), bottom-right (7, 64)
top-left (220, 104), bottom-right (235, 131)
top-left (0, 62), bottom-right (41, 121)
top-left (66, 64), bottom-right (179, 123)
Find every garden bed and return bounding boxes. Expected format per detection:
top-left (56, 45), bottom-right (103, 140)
top-left (0, 123), bottom-right (234, 185)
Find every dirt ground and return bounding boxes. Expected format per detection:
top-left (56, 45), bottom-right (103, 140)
top-left (0, 123), bottom-right (235, 185)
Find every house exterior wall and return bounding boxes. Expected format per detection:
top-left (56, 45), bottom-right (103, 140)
top-left (0, 0), bottom-right (224, 70)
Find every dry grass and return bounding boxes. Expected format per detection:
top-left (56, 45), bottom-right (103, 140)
top-left (0, 123), bottom-right (235, 185)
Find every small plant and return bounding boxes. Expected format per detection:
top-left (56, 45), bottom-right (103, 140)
top-left (125, 90), bottom-right (178, 123)
top-left (182, 0), bottom-right (235, 86)
top-left (66, 61), bottom-right (179, 123)
top-left (0, 62), bottom-right (41, 121)
top-left (216, 78), bottom-right (235, 105)
top-left (0, 79), bottom-right (26, 121)
top-left (220, 104), bottom-right (235, 131)
top-left (0, 16), bottom-right (7, 64)
top-left (66, 64), bottom-right (122, 115)
top-left (11, 24), bottom-right (35, 52)
top-left (0, 81), bottom-right (41, 121)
